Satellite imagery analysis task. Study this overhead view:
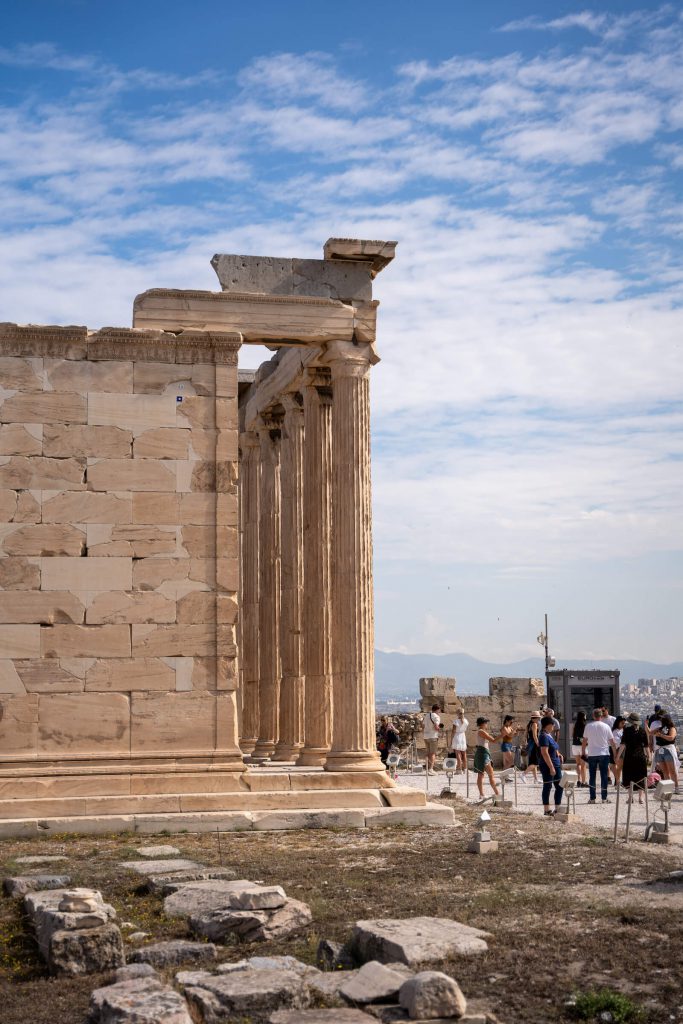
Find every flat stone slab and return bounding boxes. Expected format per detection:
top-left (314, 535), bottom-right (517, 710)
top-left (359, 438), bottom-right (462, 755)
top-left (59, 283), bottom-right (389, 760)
top-left (121, 858), bottom-right (202, 876)
top-left (181, 967), bottom-right (310, 1019)
top-left (271, 1012), bottom-right (376, 1023)
top-left (163, 879), bottom-right (254, 919)
top-left (340, 961), bottom-right (407, 1004)
top-left (135, 845), bottom-right (181, 858)
top-left (15, 855), bottom-right (68, 865)
top-left (146, 868), bottom-right (237, 895)
top-left (129, 940), bottom-right (218, 968)
top-left (4, 874), bottom-right (71, 897)
top-left (215, 955), bottom-right (320, 979)
top-left (351, 918), bottom-right (491, 967)
top-left (89, 977), bottom-right (193, 1024)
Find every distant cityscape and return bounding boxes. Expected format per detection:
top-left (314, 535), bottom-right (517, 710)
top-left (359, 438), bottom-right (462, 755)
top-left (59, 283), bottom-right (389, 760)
top-left (377, 676), bottom-right (683, 729)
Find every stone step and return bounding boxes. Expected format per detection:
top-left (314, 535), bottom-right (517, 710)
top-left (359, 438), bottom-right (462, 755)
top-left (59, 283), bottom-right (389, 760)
top-left (0, 803), bottom-right (456, 839)
top-left (0, 787), bottom-right (385, 820)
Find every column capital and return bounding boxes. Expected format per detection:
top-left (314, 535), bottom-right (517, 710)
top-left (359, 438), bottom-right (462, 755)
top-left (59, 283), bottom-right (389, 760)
top-left (280, 390), bottom-right (304, 415)
top-left (300, 366), bottom-right (332, 390)
top-left (321, 339), bottom-right (380, 376)
top-left (239, 429), bottom-right (261, 451)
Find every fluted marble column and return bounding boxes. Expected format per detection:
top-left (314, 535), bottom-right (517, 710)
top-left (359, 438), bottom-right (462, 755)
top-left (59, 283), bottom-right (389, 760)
top-left (253, 414), bottom-right (281, 758)
top-left (273, 393), bottom-right (305, 761)
top-left (324, 341), bottom-right (383, 772)
top-left (298, 372), bottom-right (333, 767)
top-left (238, 431), bottom-right (260, 756)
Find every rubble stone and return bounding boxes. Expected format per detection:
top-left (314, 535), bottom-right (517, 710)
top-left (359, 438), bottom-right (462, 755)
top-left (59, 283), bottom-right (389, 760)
top-left (271, 1012), bottom-right (376, 1024)
top-left (24, 887), bottom-right (124, 975)
top-left (115, 963), bottom-right (158, 981)
top-left (340, 961), bottom-right (408, 1004)
top-left (121, 858), bottom-right (202, 877)
top-left (317, 937), bottom-right (356, 971)
top-left (89, 977), bottom-right (193, 1024)
top-left (163, 879), bottom-right (254, 918)
top-left (146, 868), bottom-right (237, 895)
top-left (181, 967), bottom-right (310, 1020)
top-left (399, 971), bottom-right (468, 1019)
top-left (3, 874), bottom-right (71, 897)
top-left (190, 896), bottom-right (312, 944)
top-left (135, 844), bottom-right (181, 858)
top-left (351, 918), bottom-right (490, 967)
top-left (129, 940), bottom-right (218, 968)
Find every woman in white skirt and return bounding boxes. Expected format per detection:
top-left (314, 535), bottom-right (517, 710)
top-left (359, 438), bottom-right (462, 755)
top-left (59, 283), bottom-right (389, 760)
top-left (448, 708), bottom-right (469, 773)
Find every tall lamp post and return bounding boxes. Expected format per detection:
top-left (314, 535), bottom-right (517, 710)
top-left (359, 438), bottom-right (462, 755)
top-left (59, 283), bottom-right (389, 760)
top-left (536, 613), bottom-right (555, 698)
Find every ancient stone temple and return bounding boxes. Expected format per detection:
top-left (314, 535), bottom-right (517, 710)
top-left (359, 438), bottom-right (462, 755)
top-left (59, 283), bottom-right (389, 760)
top-left (0, 238), bottom-right (451, 835)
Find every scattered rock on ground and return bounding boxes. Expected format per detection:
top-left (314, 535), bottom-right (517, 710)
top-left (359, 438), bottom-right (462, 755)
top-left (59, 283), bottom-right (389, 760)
top-left (24, 887), bottom-right (124, 975)
top-left (129, 940), bottom-right (218, 968)
top-left (341, 961), bottom-right (409, 1005)
top-left (163, 880), bottom-right (254, 919)
top-left (89, 976), bottom-right (193, 1024)
top-left (226, 884), bottom-right (287, 910)
top-left (317, 937), bottom-right (355, 971)
top-left (15, 855), bottom-right (68, 865)
top-left (115, 963), bottom-right (158, 981)
top-left (190, 896), bottom-right (312, 944)
top-left (135, 845), bottom-right (181, 858)
top-left (181, 967), bottom-right (311, 1020)
top-left (399, 971), bottom-right (468, 1019)
top-left (351, 918), bottom-right (490, 967)
top-left (3, 874), bottom-right (71, 897)
top-left (146, 868), bottom-right (237, 895)
top-left (120, 858), bottom-right (202, 877)
top-left (271, 1012), bottom-right (376, 1023)
top-left (309, 970), bottom-right (359, 1002)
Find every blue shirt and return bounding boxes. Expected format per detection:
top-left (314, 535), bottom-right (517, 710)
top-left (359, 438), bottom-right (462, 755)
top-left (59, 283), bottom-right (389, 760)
top-left (538, 731), bottom-right (561, 767)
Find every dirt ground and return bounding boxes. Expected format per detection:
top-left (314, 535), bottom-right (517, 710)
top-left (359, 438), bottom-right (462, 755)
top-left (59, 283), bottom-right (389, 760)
top-left (0, 797), bottom-right (682, 1024)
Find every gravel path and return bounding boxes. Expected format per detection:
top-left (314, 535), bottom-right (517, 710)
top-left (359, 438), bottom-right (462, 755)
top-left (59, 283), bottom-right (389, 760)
top-left (397, 765), bottom-right (683, 838)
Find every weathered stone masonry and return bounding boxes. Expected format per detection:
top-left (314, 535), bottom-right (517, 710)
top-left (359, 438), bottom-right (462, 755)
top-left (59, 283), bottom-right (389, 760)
top-left (0, 238), bottom-right (435, 832)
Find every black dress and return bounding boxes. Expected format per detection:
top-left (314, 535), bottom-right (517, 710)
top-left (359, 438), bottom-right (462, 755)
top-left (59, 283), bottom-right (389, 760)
top-left (621, 725), bottom-right (648, 787)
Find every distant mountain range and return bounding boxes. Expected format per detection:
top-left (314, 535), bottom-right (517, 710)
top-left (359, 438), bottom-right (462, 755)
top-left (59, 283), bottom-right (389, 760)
top-left (374, 650), bottom-right (683, 698)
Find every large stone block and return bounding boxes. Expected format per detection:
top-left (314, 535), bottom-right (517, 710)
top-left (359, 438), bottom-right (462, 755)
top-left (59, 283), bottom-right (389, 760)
top-left (0, 592), bottom-right (84, 624)
top-left (15, 659), bottom-right (86, 693)
top-left (0, 694), bottom-right (39, 751)
top-left (185, 428), bottom-right (218, 459)
top-left (180, 526), bottom-right (216, 558)
top-left (45, 358), bottom-right (133, 393)
top-left (177, 592), bottom-right (216, 623)
top-left (0, 660), bottom-right (26, 693)
top-left (176, 397), bottom-right (215, 430)
top-left (89, 977), bottom-right (193, 1024)
top-left (0, 556), bottom-right (41, 590)
top-left (86, 591), bottom-right (175, 625)
top-left (0, 491), bottom-right (41, 523)
top-left (132, 491), bottom-right (180, 524)
top-left (133, 361), bottom-right (216, 397)
top-left (0, 424), bottom-right (42, 456)
top-left (0, 625), bottom-right (40, 658)
top-left (86, 524), bottom-right (179, 557)
top-left (86, 657), bottom-right (175, 691)
top-left (87, 458), bottom-right (176, 492)
top-left (132, 624), bottom-right (216, 657)
top-left (88, 392), bottom-right (177, 432)
top-left (178, 493), bottom-right (215, 525)
top-left (0, 356), bottom-right (43, 391)
top-left (40, 625), bottom-right (131, 659)
top-left (350, 919), bottom-right (491, 967)
top-left (0, 456), bottom-right (85, 489)
top-left (132, 557), bottom-right (214, 593)
top-left (41, 556), bottom-right (132, 591)
top-left (1, 524), bottom-right (86, 556)
top-left (0, 392), bottom-right (86, 424)
top-left (134, 428), bottom-right (190, 459)
top-left (42, 490), bottom-right (132, 524)
top-left (182, 968), bottom-right (310, 1021)
top-left (43, 424), bottom-right (132, 458)
top-left (37, 692), bottom-right (131, 753)
top-left (131, 691), bottom-right (216, 751)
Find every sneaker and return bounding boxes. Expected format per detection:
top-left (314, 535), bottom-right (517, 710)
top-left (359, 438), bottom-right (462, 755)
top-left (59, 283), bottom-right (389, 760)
top-left (588, 798), bottom-right (596, 804)
top-left (602, 798), bottom-right (610, 804)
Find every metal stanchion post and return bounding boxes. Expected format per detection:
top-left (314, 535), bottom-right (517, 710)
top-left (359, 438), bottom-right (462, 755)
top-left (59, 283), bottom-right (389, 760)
top-left (613, 778), bottom-right (621, 843)
top-left (624, 782), bottom-right (634, 844)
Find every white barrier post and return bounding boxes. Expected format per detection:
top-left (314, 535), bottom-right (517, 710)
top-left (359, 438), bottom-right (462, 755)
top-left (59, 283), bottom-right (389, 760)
top-left (613, 778), bottom-right (621, 843)
top-left (624, 782), bottom-right (634, 843)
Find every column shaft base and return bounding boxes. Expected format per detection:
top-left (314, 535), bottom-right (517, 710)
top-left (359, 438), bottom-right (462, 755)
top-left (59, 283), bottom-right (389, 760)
top-left (324, 750), bottom-right (384, 773)
top-left (271, 743), bottom-right (303, 762)
top-left (239, 739), bottom-right (257, 756)
top-left (297, 748), bottom-right (329, 767)
top-left (253, 741), bottom-right (276, 759)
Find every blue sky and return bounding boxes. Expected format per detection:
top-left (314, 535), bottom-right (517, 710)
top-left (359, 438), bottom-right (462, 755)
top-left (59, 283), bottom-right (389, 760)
top-left (1, 1), bottom-right (682, 663)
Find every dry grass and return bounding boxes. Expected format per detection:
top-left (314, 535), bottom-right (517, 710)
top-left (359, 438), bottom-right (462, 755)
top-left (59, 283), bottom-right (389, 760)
top-left (0, 800), bottom-right (681, 1023)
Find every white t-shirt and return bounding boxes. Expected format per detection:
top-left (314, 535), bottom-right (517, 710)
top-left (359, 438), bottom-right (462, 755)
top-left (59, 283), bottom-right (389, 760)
top-left (583, 720), bottom-right (614, 757)
top-left (604, 714), bottom-right (616, 728)
top-left (423, 712), bottom-right (441, 739)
